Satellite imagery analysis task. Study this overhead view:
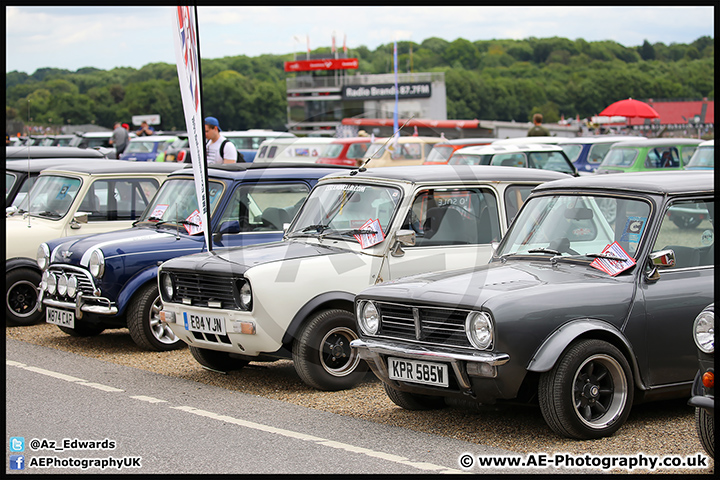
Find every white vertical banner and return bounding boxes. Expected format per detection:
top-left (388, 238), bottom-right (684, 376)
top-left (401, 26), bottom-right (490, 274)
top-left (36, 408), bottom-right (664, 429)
top-left (172, 5), bottom-right (212, 251)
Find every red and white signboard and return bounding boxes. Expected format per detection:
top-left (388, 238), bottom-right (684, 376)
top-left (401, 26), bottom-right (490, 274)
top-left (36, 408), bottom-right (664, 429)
top-left (284, 58), bottom-right (359, 72)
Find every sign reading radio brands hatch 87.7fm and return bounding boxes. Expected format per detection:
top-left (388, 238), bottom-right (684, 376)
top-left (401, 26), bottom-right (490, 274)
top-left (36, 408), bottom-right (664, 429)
top-left (342, 83), bottom-right (432, 101)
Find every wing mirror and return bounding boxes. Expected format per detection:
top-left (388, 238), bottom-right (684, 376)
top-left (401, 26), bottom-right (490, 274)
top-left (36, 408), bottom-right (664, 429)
top-left (646, 249), bottom-right (676, 281)
top-left (391, 229), bottom-right (416, 257)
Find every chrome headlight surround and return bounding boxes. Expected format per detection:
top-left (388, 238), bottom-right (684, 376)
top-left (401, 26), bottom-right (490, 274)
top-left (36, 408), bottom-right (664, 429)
top-left (37, 243), bottom-right (51, 270)
top-left (237, 279), bottom-right (252, 311)
top-left (160, 273), bottom-right (174, 301)
top-left (66, 275), bottom-right (78, 298)
top-left (88, 250), bottom-right (105, 278)
top-left (356, 300), bottom-right (380, 336)
top-left (693, 309), bottom-right (714, 354)
top-left (465, 311), bottom-right (494, 350)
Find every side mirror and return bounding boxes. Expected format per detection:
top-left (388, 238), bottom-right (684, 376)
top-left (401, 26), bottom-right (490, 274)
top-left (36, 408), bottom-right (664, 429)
top-left (646, 249), bottom-right (675, 282)
top-left (72, 211), bottom-right (89, 226)
top-left (391, 229), bottom-right (416, 257)
top-left (6, 205), bottom-right (18, 217)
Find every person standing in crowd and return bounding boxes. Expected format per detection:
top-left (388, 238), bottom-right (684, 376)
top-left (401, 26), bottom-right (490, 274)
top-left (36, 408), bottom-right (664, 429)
top-left (109, 122), bottom-right (129, 155)
top-left (204, 116), bottom-right (239, 164)
top-left (136, 121), bottom-right (155, 136)
top-left (527, 113), bottom-right (551, 137)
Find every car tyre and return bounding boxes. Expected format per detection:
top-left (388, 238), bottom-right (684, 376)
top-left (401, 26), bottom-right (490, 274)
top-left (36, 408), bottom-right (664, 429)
top-left (539, 339), bottom-right (633, 440)
top-left (6, 268), bottom-right (43, 326)
top-left (383, 382), bottom-right (445, 410)
top-left (189, 346), bottom-right (249, 372)
top-left (672, 215), bottom-right (702, 230)
top-left (292, 309), bottom-right (367, 391)
top-left (127, 283), bottom-right (184, 351)
top-left (696, 407), bottom-right (714, 459)
top-left (57, 322), bottom-right (105, 337)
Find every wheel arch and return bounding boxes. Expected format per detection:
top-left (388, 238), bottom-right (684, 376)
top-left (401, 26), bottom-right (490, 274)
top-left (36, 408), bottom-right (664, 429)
top-left (281, 291), bottom-right (355, 346)
top-left (115, 266), bottom-right (159, 316)
top-left (6, 257), bottom-right (41, 274)
top-left (526, 318), bottom-right (646, 390)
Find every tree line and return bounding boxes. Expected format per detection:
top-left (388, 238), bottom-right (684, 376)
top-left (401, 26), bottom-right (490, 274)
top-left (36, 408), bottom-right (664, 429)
top-left (5, 35), bottom-right (714, 133)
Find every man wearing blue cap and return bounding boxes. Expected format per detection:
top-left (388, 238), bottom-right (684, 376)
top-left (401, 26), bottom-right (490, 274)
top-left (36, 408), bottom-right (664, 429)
top-left (204, 116), bottom-right (239, 164)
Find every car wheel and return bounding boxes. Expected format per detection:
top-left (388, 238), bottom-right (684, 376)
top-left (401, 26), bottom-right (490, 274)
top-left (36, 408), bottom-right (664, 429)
top-left (538, 339), bottom-right (633, 439)
top-left (6, 268), bottom-right (43, 326)
top-left (189, 346), bottom-right (249, 372)
top-left (383, 382), bottom-right (445, 410)
top-left (57, 323), bottom-right (105, 337)
top-left (696, 407), bottom-right (715, 459)
top-left (672, 215), bottom-right (702, 230)
top-left (127, 283), bottom-right (184, 351)
top-left (292, 309), bottom-right (368, 391)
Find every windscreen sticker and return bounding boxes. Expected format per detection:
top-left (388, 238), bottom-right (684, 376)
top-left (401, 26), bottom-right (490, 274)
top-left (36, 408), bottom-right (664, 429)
top-left (354, 218), bottom-right (384, 249)
top-left (151, 204), bottom-right (169, 219)
top-left (55, 184), bottom-right (71, 200)
top-left (184, 209), bottom-right (204, 235)
top-left (701, 229), bottom-right (714, 246)
top-left (590, 242), bottom-right (636, 276)
top-left (327, 184), bottom-right (367, 192)
top-left (620, 216), bottom-right (646, 244)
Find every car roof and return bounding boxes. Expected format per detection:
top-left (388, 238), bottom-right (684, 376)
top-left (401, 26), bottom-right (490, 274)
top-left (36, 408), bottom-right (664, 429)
top-left (37, 160), bottom-right (184, 176)
top-left (455, 143), bottom-right (565, 155)
top-left (323, 165), bottom-right (571, 184)
top-left (223, 130), bottom-right (295, 138)
top-left (166, 162), bottom-right (355, 181)
top-left (128, 135), bottom-right (179, 142)
top-left (6, 158), bottom-right (114, 174)
top-left (326, 137), bottom-right (375, 144)
top-left (433, 137), bottom-right (495, 146)
top-left (698, 139), bottom-right (714, 147)
top-left (557, 136), bottom-right (647, 145)
top-left (533, 170), bottom-right (713, 195)
top-left (493, 136), bottom-right (561, 145)
top-left (370, 136), bottom-right (440, 144)
top-left (6, 146), bottom-right (106, 159)
top-left (609, 138), bottom-right (705, 148)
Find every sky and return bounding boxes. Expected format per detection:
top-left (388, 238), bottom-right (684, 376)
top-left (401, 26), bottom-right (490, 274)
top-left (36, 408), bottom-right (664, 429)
top-left (5, 6), bottom-right (715, 74)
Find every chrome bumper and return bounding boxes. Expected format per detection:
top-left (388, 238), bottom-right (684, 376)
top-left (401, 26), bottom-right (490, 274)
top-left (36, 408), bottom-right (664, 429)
top-left (350, 338), bottom-right (509, 391)
top-left (39, 291), bottom-right (118, 318)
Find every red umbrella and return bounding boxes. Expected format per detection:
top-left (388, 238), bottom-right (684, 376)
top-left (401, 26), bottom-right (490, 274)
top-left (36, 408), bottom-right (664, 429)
top-left (599, 98), bottom-right (660, 119)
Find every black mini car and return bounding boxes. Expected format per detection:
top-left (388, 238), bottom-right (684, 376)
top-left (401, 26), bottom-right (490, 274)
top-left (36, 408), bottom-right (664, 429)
top-left (688, 303), bottom-right (714, 458)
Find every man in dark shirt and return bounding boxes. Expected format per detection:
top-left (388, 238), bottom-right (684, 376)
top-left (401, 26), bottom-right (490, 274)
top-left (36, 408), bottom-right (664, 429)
top-left (527, 113), bottom-right (551, 137)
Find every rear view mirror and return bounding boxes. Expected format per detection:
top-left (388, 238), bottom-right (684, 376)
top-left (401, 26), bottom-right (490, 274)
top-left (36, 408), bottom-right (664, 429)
top-left (565, 207), bottom-right (593, 220)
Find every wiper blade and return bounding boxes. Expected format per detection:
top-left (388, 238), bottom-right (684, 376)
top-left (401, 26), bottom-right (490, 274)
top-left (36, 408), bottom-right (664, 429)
top-left (319, 228), bottom-right (377, 240)
top-left (35, 210), bottom-right (61, 218)
top-left (527, 247), bottom-right (561, 255)
top-left (586, 252), bottom-right (627, 261)
top-left (178, 219), bottom-right (198, 227)
top-left (301, 224), bottom-right (330, 233)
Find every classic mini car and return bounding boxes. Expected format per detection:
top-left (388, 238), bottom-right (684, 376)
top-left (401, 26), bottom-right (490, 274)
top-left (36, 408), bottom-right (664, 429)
top-left (5, 161), bottom-right (179, 326)
top-left (316, 137), bottom-right (375, 167)
top-left (595, 138), bottom-right (702, 174)
top-left (362, 136), bottom-right (442, 168)
top-left (688, 303), bottom-right (714, 459)
top-left (254, 137), bottom-right (335, 164)
top-left (351, 170), bottom-right (713, 439)
top-left (448, 144), bottom-right (578, 177)
top-left (557, 136), bottom-right (646, 173)
top-left (119, 135), bottom-right (179, 162)
top-left (684, 139), bottom-right (714, 170)
top-left (423, 138), bottom-right (495, 166)
top-left (174, 131), bottom-right (297, 164)
top-left (157, 166), bottom-right (568, 391)
top-left (36, 164), bottom-right (350, 351)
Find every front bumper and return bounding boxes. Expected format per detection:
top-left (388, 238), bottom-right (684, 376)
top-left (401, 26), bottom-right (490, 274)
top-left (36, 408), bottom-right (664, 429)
top-left (351, 337), bottom-right (510, 401)
top-left (40, 290), bottom-right (118, 318)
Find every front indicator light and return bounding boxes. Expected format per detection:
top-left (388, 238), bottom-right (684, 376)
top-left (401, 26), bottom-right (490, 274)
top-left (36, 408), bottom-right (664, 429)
top-left (702, 371), bottom-right (714, 389)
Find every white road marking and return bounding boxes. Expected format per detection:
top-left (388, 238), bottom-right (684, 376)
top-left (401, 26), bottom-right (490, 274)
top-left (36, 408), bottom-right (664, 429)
top-left (7, 359), bottom-right (461, 474)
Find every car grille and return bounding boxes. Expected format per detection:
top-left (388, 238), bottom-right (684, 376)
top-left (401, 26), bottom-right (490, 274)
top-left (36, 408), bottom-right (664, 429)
top-left (375, 301), bottom-right (472, 348)
top-left (169, 272), bottom-right (239, 310)
top-left (46, 265), bottom-right (96, 299)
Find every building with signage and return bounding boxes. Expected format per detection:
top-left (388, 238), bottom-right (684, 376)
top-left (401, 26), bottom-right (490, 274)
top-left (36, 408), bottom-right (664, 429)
top-left (285, 54), bottom-right (446, 136)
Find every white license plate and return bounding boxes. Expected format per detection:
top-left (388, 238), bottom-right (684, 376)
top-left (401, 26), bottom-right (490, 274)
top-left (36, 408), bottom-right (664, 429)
top-left (183, 311), bottom-right (227, 335)
top-left (46, 307), bottom-right (75, 328)
top-left (388, 357), bottom-right (449, 388)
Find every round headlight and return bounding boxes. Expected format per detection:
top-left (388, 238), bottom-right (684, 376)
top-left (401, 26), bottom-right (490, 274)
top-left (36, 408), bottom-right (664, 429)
top-left (238, 281), bottom-right (252, 310)
top-left (693, 309), bottom-right (714, 354)
top-left (46, 273), bottom-right (57, 295)
top-left (357, 300), bottom-right (380, 335)
top-left (89, 250), bottom-right (105, 278)
top-left (66, 275), bottom-right (78, 298)
top-left (41, 271), bottom-right (50, 291)
top-left (466, 311), bottom-right (494, 350)
top-left (161, 273), bottom-right (174, 300)
top-left (57, 274), bottom-right (68, 297)
top-left (37, 243), bottom-right (51, 270)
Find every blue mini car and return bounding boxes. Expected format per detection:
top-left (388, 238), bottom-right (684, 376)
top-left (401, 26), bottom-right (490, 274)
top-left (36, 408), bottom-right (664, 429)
top-left (37, 163), bottom-right (351, 351)
top-left (558, 136), bottom-right (646, 173)
top-left (119, 135), bottom-right (179, 162)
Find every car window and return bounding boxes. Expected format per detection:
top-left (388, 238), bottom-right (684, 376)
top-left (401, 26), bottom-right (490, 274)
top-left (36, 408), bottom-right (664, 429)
top-left (82, 179), bottom-right (160, 221)
top-left (681, 146), bottom-right (698, 165)
top-left (391, 143), bottom-right (422, 160)
top-left (587, 143), bottom-right (613, 164)
top-left (560, 144), bottom-right (583, 163)
top-left (426, 145), bottom-right (453, 163)
top-left (652, 199), bottom-right (714, 268)
top-left (528, 151), bottom-right (576, 174)
top-left (217, 183), bottom-right (310, 233)
top-left (140, 178), bottom-right (224, 226)
top-left (346, 143), bottom-right (369, 159)
top-left (503, 185), bottom-right (537, 225)
top-left (602, 148), bottom-right (638, 167)
top-left (323, 144), bottom-right (344, 159)
top-left (19, 175), bottom-right (82, 219)
top-left (491, 153), bottom-right (526, 168)
top-left (6, 172), bottom-right (19, 200)
top-left (645, 147), bottom-right (679, 169)
top-left (686, 146), bottom-right (714, 168)
top-left (403, 188), bottom-right (501, 246)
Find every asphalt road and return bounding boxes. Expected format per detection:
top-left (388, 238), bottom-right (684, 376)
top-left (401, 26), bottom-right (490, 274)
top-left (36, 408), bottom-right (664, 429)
top-left (7, 339), bottom-right (572, 475)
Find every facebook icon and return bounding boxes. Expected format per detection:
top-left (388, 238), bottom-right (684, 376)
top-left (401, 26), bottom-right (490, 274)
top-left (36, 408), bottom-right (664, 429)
top-left (10, 455), bottom-right (25, 470)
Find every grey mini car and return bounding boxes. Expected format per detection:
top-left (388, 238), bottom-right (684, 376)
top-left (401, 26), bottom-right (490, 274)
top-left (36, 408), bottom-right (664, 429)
top-left (352, 170), bottom-right (713, 440)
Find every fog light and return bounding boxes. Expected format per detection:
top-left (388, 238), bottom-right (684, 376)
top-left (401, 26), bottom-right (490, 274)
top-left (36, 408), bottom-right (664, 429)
top-left (41, 271), bottom-right (50, 291)
top-left (233, 321), bottom-right (256, 335)
top-left (57, 274), bottom-right (68, 297)
top-left (466, 362), bottom-right (496, 378)
top-left (159, 310), bottom-right (176, 324)
top-left (66, 276), bottom-right (78, 298)
top-left (46, 273), bottom-right (57, 295)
